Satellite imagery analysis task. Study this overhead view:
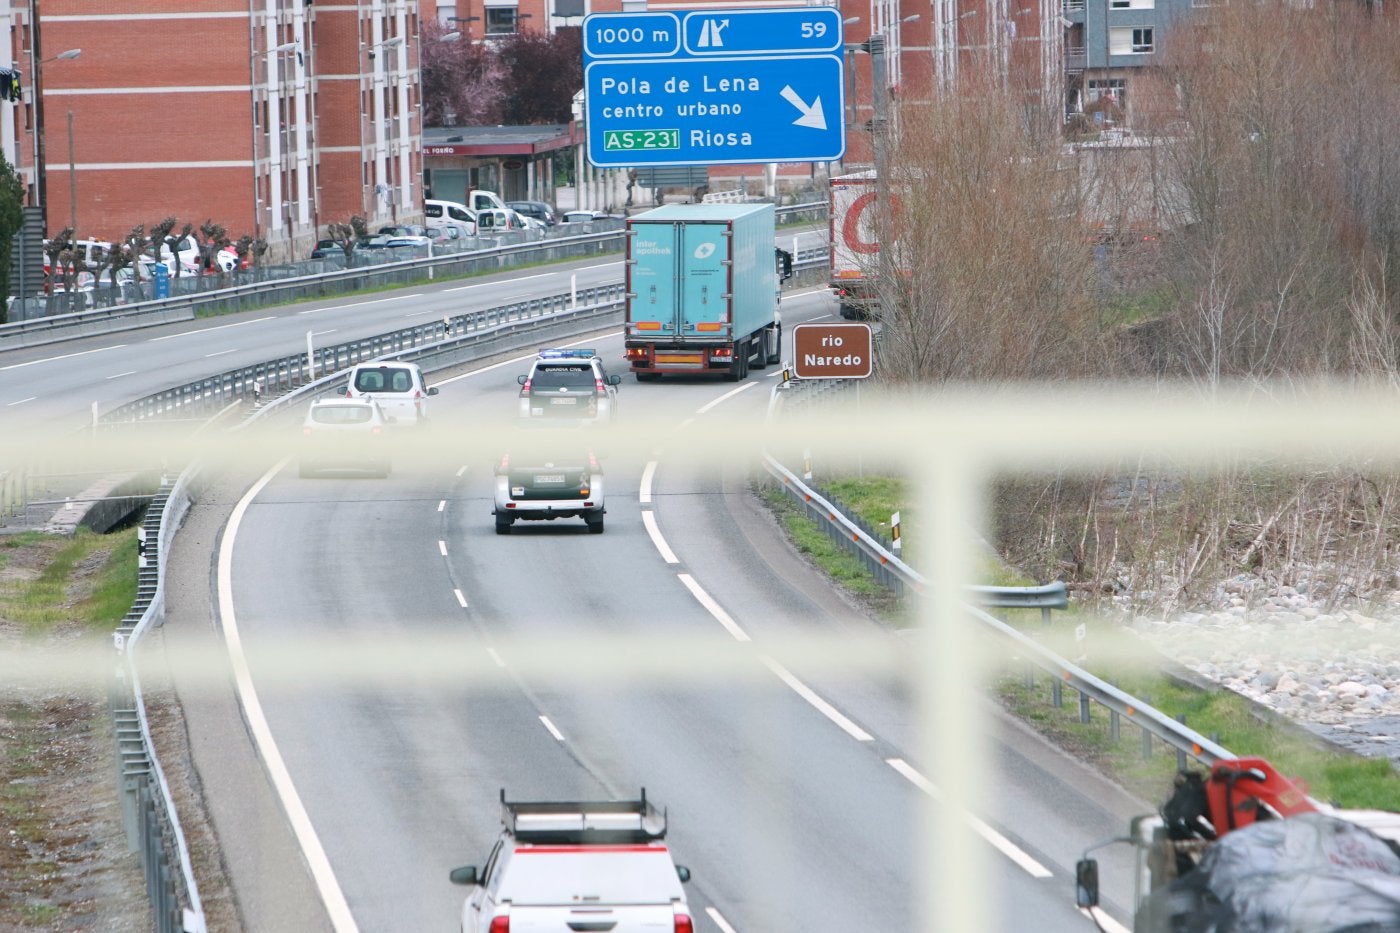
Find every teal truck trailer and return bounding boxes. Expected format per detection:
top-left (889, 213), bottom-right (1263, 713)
top-left (624, 203), bottom-right (790, 382)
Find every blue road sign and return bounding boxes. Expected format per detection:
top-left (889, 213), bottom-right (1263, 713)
top-left (583, 7), bottom-right (845, 167)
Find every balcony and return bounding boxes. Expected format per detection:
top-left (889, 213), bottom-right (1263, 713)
top-left (1064, 0), bottom-right (1086, 10)
top-left (1066, 45), bottom-right (1087, 74)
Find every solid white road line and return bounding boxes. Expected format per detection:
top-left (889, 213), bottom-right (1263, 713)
top-left (696, 381), bottom-right (755, 415)
top-left (539, 715), bottom-right (566, 741)
top-left (705, 907), bottom-right (739, 933)
top-left (577, 261), bottom-right (622, 272)
top-left (639, 460), bottom-right (658, 504)
top-left (884, 758), bottom-right (1053, 879)
top-left (204, 349), bottom-right (237, 358)
top-left (676, 574), bottom-right (750, 642)
top-left (438, 541), bottom-right (448, 557)
top-left (106, 370), bottom-right (137, 379)
top-left (1082, 907), bottom-right (1133, 933)
top-left (219, 464), bottom-right (360, 932)
top-left (445, 272), bottom-right (550, 292)
top-left (6, 396), bottom-right (36, 406)
top-left (762, 656), bottom-right (872, 741)
top-left (299, 295), bottom-right (413, 313)
top-left (454, 589), bottom-right (468, 608)
top-left (149, 316), bottom-right (273, 339)
top-left (642, 511), bottom-right (679, 564)
top-left (0, 344), bottom-right (127, 371)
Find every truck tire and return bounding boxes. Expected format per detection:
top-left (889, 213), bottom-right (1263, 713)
top-left (752, 331), bottom-right (768, 370)
top-left (726, 341), bottom-right (748, 381)
top-left (635, 371), bottom-right (661, 383)
top-left (766, 324), bottom-right (782, 365)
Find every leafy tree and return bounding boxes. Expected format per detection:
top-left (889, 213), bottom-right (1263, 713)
top-left (0, 153), bottom-right (23, 319)
top-left (495, 27), bottom-right (582, 124)
top-left (420, 19), bottom-right (505, 127)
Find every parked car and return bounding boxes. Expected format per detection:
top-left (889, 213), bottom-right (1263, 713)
top-left (423, 226), bottom-right (454, 246)
top-left (310, 238), bottom-right (343, 259)
top-left (377, 224), bottom-right (429, 238)
top-left (506, 200), bottom-right (558, 226)
top-left (352, 236), bottom-right (393, 253)
top-left (425, 199), bottom-right (477, 237)
top-left (561, 210), bottom-right (627, 226)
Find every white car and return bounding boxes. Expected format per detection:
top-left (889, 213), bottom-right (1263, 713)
top-left (492, 424), bottom-right (606, 534)
top-left (298, 397), bottom-right (392, 478)
top-left (341, 360), bottom-right (438, 426)
top-left (450, 791), bottom-right (693, 932)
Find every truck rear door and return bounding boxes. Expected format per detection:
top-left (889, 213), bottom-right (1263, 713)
top-left (626, 222), bottom-right (679, 338)
top-left (677, 221), bottom-right (731, 341)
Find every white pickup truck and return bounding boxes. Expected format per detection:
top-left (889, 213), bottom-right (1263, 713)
top-left (450, 790), bottom-right (694, 932)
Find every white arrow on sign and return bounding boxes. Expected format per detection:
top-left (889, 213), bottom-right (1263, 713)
top-left (780, 85), bottom-right (826, 130)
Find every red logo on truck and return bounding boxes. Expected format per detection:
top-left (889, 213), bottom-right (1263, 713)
top-left (841, 192), bottom-right (902, 256)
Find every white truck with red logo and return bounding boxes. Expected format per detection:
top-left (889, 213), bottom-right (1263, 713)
top-left (829, 170), bottom-right (900, 320)
top-left (450, 790), bottom-right (695, 933)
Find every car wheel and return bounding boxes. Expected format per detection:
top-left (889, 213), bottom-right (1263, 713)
top-left (586, 514), bottom-right (605, 534)
top-left (495, 516), bottom-right (512, 535)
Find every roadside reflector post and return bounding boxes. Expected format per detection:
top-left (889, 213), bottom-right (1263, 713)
top-left (891, 510), bottom-right (901, 554)
top-left (306, 330), bottom-right (316, 380)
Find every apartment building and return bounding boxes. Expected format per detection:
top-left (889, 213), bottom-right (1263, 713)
top-left (1, 0), bottom-right (423, 265)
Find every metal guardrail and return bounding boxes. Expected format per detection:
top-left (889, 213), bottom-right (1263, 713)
top-left (2, 201), bottom-right (828, 350)
top-left (113, 474), bottom-right (206, 933)
top-left (762, 378), bottom-right (1239, 772)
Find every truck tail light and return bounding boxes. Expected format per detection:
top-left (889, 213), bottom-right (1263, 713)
top-left (489, 916), bottom-right (510, 933)
top-left (302, 427), bottom-right (313, 436)
top-left (625, 347), bottom-right (648, 360)
top-left (674, 912), bottom-right (693, 933)
top-left (371, 426), bottom-right (382, 436)
top-left (710, 347), bottom-right (733, 361)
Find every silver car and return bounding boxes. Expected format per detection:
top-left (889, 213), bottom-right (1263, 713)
top-left (517, 348), bottom-right (620, 423)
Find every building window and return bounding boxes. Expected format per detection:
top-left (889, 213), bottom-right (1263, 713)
top-left (1108, 25), bottom-right (1154, 54)
top-left (1087, 78), bottom-right (1127, 108)
top-left (485, 7), bottom-right (519, 34)
top-left (1110, 0), bottom-right (1154, 8)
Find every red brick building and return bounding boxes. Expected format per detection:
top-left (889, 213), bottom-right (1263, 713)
top-left (2, 0), bottom-right (425, 262)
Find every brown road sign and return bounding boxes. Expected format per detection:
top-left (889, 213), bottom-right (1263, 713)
top-left (792, 323), bottom-right (873, 379)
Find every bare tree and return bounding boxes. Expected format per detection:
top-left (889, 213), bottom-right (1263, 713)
top-left (876, 80), bottom-right (1103, 382)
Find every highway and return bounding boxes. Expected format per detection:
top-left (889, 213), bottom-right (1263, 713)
top-left (1, 259), bottom-right (1147, 931)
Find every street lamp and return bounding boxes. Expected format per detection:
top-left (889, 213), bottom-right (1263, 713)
top-left (31, 47), bottom-right (81, 236)
top-left (367, 35), bottom-right (403, 59)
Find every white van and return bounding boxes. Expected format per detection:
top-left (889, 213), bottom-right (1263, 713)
top-left (425, 199), bottom-right (477, 236)
top-left (341, 360), bottom-right (439, 426)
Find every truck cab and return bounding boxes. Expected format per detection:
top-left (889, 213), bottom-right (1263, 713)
top-left (450, 790), bottom-right (694, 932)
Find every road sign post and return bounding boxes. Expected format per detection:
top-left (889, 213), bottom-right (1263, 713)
top-left (792, 322), bottom-right (873, 379)
top-left (583, 7), bottom-right (845, 167)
